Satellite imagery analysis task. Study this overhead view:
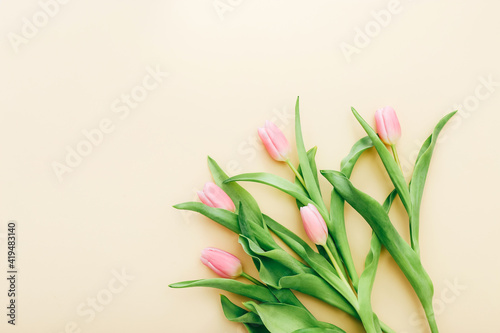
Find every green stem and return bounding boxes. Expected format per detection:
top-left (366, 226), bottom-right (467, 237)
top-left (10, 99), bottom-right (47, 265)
top-left (241, 272), bottom-right (265, 287)
top-left (323, 244), bottom-right (351, 290)
top-left (285, 158), bottom-right (307, 189)
top-left (390, 144), bottom-right (403, 173)
top-left (425, 306), bottom-right (439, 333)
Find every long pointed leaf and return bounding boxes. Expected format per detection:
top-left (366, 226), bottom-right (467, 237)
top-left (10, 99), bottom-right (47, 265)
top-left (295, 97), bottom-right (327, 211)
top-left (224, 172), bottom-right (313, 207)
top-left (173, 202), bottom-right (239, 233)
top-left (321, 171), bottom-right (437, 332)
top-left (409, 111), bottom-right (456, 255)
top-left (294, 147), bottom-right (318, 208)
top-left (173, 202), bottom-right (278, 251)
top-left (169, 279), bottom-right (277, 303)
top-left (278, 273), bottom-right (358, 319)
top-left (357, 190), bottom-right (398, 333)
top-left (340, 136), bottom-right (373, 178)
top-left (329, 136), bottom-right (374, 289)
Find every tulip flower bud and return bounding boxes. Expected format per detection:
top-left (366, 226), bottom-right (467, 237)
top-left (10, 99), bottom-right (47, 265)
top-left (200, 247), bottom-right (243, 279)
top-left (300, 204), bottom-right (328, 246)
top-left (375, 106), bottom-right (401, 145)
top-left (258, 120), bottom-right (291, 162)
top-left (197, 182), bottom-right (235, 212)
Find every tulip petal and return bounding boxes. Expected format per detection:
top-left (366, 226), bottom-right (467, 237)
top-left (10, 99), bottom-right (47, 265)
top-left (351, 107), bottom-right (412, 213)
top-left (197, 190), bottom-right (214, 207)
top-left (207, 156), bottom-right (265, 227)
top-left (198, 182), bottom-right (236, 212)
top-left (200, 247), bottom-right (242, 279)
top-left (374, 108), bottom-right (388, 143)
top-left (300, 204), bottom-right (328, 246)
top-left (375, 106), bottom-right (401, 145)
top-left (382, 107), bottom-right (401, 144)
top-left (258, 127), bottom-right (285, 161)
top-left (265, 121), bottom-right (291, 159)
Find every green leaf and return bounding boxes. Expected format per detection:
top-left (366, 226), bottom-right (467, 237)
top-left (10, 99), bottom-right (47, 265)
top-left (169, 279), bottom-right (277, 303)
top-left (294, 97), bottom-right (326, 211)
top-left (263, 215), bottom-right (358, 308)
top-left (292, 328), bottom-right (346, 333)
top-left (244, 324), bottom-right (272, 333)
top-left (244, 302), bottom-right (346, 333)
top-left (244, 324), bottom-right (271, 333)
top-left (238, 202), bottom-right (260, 246)
top-left (293, 105), bottom-right (343, 278)
top-left (220, 295), bottom-right (263, 325)
top-left (409, 111), bottom-right (456, 256)
top-left (299, 146), bottom-right (321, 194)
top-left (350, 108), bottom-right (412, 214)
top-left (173, 202), bottom-right (239, 233)
top-left (208, 156), bottom-right (264, 227)
top-left (293, 146), bottom-right (321, 209)
top-left (340, 136), bottom-right (373, 178)
top-left (321, 171), bottom-right (437, 332)
top-left (329, 136), bottom-right (374, 289)
top-left (357, 190), bottom-right (397, 333)
top-left (238, 233), bottom-right (313, 311)
top-left (278, 273), bottom-right (358, 319)
top-left (224, 172), bottom-right (314, 208)
top-left (307, 146), bottom-right (320, 190)
top-left (268, 287), bottom-right (309, 312)
top-left (238, 235), bottom-right (313, 289)
top-left (173, 202), bottom-right (278, 251)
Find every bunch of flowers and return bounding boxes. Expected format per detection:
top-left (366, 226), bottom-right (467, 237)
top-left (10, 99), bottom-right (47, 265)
top-left (170, 98), bottom-right (456, 333)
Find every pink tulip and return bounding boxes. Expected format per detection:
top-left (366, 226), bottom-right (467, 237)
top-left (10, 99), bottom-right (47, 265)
top-left (200, 247), bottom-right (243, 279)
top-left (197, 182), bottom-right (235, 212)
top-left (300, 204), bottom-right (328, 246)
top-left (375, 106), bottom-right (401, 145)
top-left (258, 121), bottom-right (291, 162)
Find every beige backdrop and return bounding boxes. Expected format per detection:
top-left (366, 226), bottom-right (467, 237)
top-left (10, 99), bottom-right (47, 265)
top-left (1, 1), bottom-right (499, 332)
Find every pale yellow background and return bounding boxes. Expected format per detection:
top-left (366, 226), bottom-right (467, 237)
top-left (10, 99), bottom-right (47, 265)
top-left (0, 1), bottom-right (499, 332)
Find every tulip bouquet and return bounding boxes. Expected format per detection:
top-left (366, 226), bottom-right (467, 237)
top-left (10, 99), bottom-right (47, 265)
top-left (170, 98), bottom-right (457, 333)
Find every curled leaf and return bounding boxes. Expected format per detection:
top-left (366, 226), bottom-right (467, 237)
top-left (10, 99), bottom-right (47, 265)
top-left (221, 295), bottom-right (263, 325)
top-left (244, 301), bottom-right (346, 333)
